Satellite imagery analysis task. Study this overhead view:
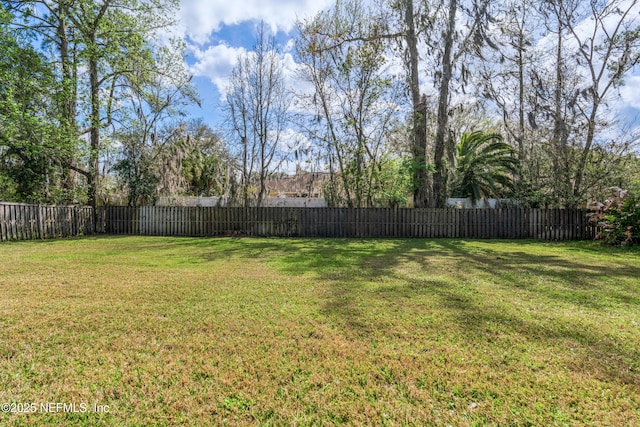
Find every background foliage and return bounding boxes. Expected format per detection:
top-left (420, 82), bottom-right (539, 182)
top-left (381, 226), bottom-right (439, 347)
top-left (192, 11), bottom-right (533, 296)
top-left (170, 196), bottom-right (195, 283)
top-left (1, 0), bottom-right (639, 208)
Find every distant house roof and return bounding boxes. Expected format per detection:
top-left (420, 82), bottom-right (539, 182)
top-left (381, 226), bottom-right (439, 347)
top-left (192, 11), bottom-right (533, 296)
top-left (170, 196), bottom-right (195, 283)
top-left (266, 172), bottom-right (330, 198)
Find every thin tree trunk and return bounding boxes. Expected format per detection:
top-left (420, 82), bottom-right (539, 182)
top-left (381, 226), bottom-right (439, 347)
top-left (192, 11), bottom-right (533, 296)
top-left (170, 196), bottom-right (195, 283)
top-left (517, 30), bottom-right (525, 159)
top-left (432, 0), bottom-right (457, 208)
top-left (573, 105), bottom-right (598, 202)
top-left (89, 52), bottom-right (100, 231)
top-left (56, 2), bottom-right (78, 193)
top-left (551, 19), bottom-right (572, 207)
top-left (405, 0), bottom-right (430, 208)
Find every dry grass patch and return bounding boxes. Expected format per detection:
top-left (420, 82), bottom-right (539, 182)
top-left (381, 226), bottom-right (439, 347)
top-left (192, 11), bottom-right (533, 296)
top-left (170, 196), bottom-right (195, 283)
top-left (0, 237), bottom-right (639, 425)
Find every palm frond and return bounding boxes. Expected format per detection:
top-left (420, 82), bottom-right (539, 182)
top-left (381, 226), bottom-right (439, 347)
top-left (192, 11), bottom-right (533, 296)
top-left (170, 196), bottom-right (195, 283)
top-left (453, 131), bottom-right (518, 204)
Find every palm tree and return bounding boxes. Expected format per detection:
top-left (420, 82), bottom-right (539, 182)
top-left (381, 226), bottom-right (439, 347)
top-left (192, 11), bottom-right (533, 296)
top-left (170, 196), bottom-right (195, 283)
top-left (452, 131), bottom-right (518, 205)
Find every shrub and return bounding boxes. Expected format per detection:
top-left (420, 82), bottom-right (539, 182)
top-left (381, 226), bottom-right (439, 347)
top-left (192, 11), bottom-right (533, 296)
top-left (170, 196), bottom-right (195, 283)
top-left (588, 187), bottom-right (640, 245)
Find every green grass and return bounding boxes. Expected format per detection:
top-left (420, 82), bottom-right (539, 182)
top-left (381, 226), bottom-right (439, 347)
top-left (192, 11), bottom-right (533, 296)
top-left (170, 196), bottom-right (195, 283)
top-left (0, 236), bottom-right (639, 426)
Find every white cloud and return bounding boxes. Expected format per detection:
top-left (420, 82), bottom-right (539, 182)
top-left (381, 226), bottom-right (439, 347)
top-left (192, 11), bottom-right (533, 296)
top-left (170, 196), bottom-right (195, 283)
top-left (620, 75), bottom-right (640, 110)
top-left (191, 44), bottom-right (316, 104)
top-left (190, 44), bottom-right (247, 99)
top-left (278, 128), bottom-right (311, 152)
top-left (281, 52), bottom-right (314, 98)
top-left (283, 38), bottom-right (296, 53)
top-left (180, 0), bottom-right (334, 45)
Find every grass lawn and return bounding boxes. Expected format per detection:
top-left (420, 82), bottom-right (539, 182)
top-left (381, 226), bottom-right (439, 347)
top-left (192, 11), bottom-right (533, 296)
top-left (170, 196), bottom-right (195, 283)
top-left (0, 236), bottom-right (639, 426)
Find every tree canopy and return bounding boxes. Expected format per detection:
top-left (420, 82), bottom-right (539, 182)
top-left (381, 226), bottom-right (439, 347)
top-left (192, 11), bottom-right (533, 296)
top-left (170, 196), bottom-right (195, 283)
top-left (1, 0), bottom-right (639, 208)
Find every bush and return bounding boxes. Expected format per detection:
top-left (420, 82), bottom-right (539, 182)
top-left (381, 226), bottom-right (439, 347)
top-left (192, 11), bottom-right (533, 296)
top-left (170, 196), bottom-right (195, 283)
top-left (588, 187), bottom-right (640, 246)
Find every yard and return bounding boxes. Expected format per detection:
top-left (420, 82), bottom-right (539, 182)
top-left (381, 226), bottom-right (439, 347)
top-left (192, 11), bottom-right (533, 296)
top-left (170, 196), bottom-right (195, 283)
top-left (0, 236), bottom-right (638, 426)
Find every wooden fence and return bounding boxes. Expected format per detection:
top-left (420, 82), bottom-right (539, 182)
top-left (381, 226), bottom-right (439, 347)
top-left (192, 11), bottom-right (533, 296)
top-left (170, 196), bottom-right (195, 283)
top-left (0, 202), bottom-right (95, 242)
top-left (0, 203), bottom-right (597, 242)
top-left (104, 206), bottom-right (595, 240)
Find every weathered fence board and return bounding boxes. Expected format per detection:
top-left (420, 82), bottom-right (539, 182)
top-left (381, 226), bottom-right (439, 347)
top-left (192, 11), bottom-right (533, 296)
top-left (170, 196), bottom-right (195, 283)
top-left (0, 202), bottom-right (95, 241)
top-left (98, 206), bottom-right (594, 240)
top-left (1, 203), bottom-right (597, 242)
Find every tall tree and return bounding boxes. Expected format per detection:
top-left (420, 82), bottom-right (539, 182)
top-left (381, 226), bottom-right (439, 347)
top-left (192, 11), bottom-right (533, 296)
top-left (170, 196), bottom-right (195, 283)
top-left (476, 0), bottom-right (552, 205)
top-left (112, 41), bottom-right (198, 207)
top-left (297, 0), bottom-right (403, 207)
top-left (299, 0), bottom-right (496, 206)
top-left (68, 0), bottom-right (179, 218)
top-left (559, 0), bottom-right (640, 205)
top-left (422, 0), bottom-right (496, 207)
top-left (402, 0), bottom-right (431, 207)
top-left (5, 0), bottom-right (181, 218)
top-left (0, 5), bottom-right (65, 202)
top-left (225, 23), bottom-right (290, 207)
top-left (522, 0), bottom-right (640, 207)
top-left (297, 0), bottom-right (429, 206)
top-left (478, 0), bottom-right (540, 159)
top-left (11, 0), bottom-right (80, 192)
top-left (474, 0), bottom-right (640, 207)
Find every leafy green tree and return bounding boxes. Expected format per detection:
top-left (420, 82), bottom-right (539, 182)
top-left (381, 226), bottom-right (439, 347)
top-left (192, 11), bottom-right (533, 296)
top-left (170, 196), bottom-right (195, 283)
top-left (297, 0), bottom-right (403, 207)
top-left (371, 156), bottom-right (414, 208)
top-left (179, 121), bottom-right (231, 197)
top-left (0, 5), bottom-right (67, 202)
top-left (112, 137), bottom-right (159, 207)
top-left (69, 0), bottom-right (179, 215)
top-left (5, 0), bottom-right (182, 216)
top-left (111, 42), bottom-right (198, 207)
top-left (452, 131), bottom-right (518, 204)
top-left (3, 0), bottom-right (81, 195)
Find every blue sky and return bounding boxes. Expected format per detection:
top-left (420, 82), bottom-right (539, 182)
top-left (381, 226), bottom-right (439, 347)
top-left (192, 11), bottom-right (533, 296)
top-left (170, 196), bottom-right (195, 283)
top-left (177, 0), bottom-right (334, 127)
top-left (183, 22), bottom-right (296, 127)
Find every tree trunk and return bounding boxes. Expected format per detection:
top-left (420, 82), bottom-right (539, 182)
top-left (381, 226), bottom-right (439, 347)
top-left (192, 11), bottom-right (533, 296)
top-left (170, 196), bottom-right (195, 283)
top-left (517, 30), bottom-right (525, 159)
top-left (242, 135), bottom-right (249, 207)
top-left (551, 18), bottom-right (572, 207)
top-left (404, 0), bottom-right (430, 208)
top-left (431, 0), bottom-right (457, 208)
top-left (89, 51), bottom-right (100, 231)
top-left (57, 2), bottom-right (78, 194)
top-left (573, 106), bottom-right (598, 202)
